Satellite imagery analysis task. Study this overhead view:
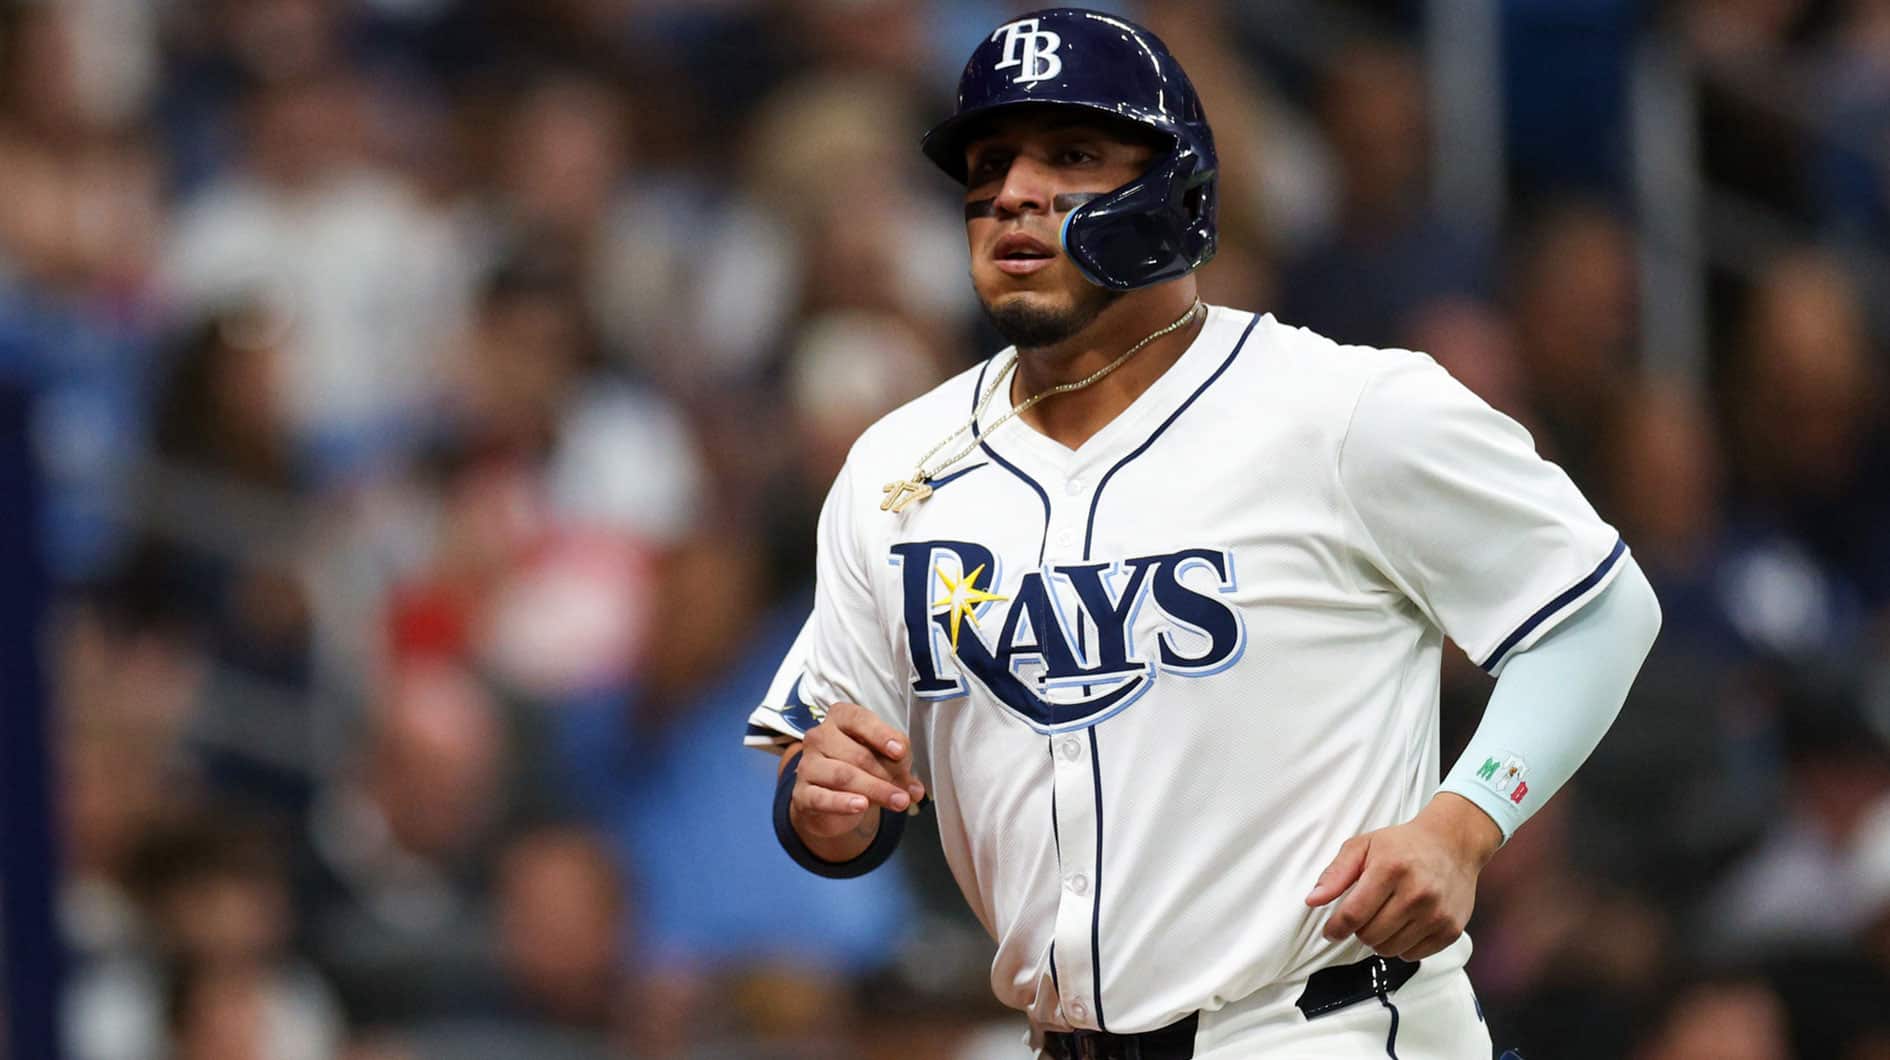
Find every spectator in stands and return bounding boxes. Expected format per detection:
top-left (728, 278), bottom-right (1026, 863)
top-left (0, 1), bottom-right (164, 579)
top-left (166, 957), bottom-right (341, 1060)
top-left (515, 66), bottom-right (798, 392)
top-left (1505, 201), bottom-right (1638, 487)
top-left (112, 307), bottom-right (331, 810)
top-left (1724, 250), bottom-right (1890, 616)
top-left (68, 814), bottom-right (344, 1060)
top-left (1814, 0), bottom-right (1890, 250)
top-left (371, 827), bottom-right (626, 1060)
top-left (552, 530), bottom-right (913, 1058)
top-left (1704, 677), bottom-right (1890, 958)
top-left (163, 63), bottom-right (473, 482)
top-left (381, 247), bottom-right (700, 702)
top-left (1279, 40), bottom-right (1490, 348)
top-left (1629, 973), bottom-right (1793, 1060)
top-left (1676, 0), bottom-right (1818, 223)
top-left (300, 659), bottom-right (511, 1028)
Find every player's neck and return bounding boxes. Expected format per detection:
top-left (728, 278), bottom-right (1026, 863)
top-left (1011, 287), bottom-right (1204, 451)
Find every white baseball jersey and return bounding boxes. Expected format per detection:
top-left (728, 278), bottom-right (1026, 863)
top-left (745, 306), bottom-right (1625, 1035)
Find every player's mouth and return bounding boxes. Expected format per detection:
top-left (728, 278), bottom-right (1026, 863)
top-left (993, 232), bottom-right (1057, 276)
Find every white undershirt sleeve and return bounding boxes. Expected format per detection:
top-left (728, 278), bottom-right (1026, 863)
top-left (1437, 556), bottom-right (1662, 840)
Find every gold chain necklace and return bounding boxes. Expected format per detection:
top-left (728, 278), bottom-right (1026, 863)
top-left (880, 300), bottom-right (1204, 513)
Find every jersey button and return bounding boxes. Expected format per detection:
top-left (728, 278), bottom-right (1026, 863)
top-left (1058, 737), bottom-right (1081, 761)
top-left (1068, 873), bottom-right (1089, 895)
top-left (1065, 479), bottom-right (1085, 496)
top-left (1056, 529), bottom-right (1077, 549)
top-left (1069, 1000), bottom-right (1088, 1021)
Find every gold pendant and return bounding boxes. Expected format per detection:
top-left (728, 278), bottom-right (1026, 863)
top-left (880, 477), bottom-right (933, 513)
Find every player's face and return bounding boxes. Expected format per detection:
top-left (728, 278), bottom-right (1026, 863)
top-left (962, 110), bottom-right (1157, 348)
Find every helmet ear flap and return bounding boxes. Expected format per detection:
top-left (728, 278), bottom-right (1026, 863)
top-left (1062, 148), bottom-right (1218, 290)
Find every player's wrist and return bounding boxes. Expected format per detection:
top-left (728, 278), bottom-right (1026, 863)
top-left (1419, 792), bottom-right (1504, 868)
top-left (792, 802), bottom-right (882, 860)
top-left (775, 752), bottom-right (906, 879)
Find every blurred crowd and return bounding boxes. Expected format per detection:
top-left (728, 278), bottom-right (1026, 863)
top-left (4, 0), bottom-right (1890, 1058)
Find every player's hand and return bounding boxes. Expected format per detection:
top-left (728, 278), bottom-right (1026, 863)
top-left (1303, 793), bottom-right (1503, 961)
top-left (787, 702), bottom-right (926, 846)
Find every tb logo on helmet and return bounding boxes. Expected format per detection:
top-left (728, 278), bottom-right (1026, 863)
top-left (992, 18), bottom-right (1062, 84)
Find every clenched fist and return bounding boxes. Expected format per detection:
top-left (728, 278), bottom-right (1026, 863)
top-left (784, 702), bottom-right (927, 861)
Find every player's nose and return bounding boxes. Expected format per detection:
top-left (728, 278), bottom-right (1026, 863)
top-left (991, 156), bottom-right (1054, 218)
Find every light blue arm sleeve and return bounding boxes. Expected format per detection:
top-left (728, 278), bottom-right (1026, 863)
top-left (1437, 554), bottom-right (1662, 842)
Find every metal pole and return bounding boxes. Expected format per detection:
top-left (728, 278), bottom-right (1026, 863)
top-left (1426, 0), bottom-right (1507, 238)
top-left (0, 381), bottom-right (62, 1060)
top-left (1630, 40), bottom-right (1708, 384)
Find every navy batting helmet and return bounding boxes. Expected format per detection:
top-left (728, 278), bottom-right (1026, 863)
top-left (922, 8), bottom-right (1218, 291)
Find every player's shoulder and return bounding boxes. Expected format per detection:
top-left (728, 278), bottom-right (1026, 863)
top-left (1240, 311), bottom-right (1439, 387)
top-left (1217, 308), bottom-right (1448, 426)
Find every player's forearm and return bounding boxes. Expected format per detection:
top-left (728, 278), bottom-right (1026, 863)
top-left (1438, 557), bottom-right (1661, 842)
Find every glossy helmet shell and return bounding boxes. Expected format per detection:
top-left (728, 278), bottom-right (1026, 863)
top-left (921, 7), bottom-right (1218, 291)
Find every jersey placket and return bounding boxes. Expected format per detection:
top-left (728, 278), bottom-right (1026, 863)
top-left (1049, 726), bottom-right (1102, 1028)
top-left (1045, 472), bottom-right (1105, 1030)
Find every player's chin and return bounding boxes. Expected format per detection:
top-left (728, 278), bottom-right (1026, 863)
top-left (973, 272), bottom-right (1072, 316)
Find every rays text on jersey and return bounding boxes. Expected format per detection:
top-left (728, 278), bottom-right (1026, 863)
top-left (888, 540), bottom-right (1246, 733)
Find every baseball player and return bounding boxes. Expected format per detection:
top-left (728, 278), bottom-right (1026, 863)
top-left (744, 9), bottom-right (1661, 1058)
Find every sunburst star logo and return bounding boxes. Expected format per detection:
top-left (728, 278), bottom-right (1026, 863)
top-left (931, 563), bottom-right (1009, 652)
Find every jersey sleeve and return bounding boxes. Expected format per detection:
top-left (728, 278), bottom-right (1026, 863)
top-left (743, 455), bottom-right (908, 754)
top-left (1337, 356), bottom-right (1626, 675)
top-left (744, 612), bottom-right (820, 752)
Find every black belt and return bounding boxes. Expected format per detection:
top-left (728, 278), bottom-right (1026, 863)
top-left (1041, 956), bottom-right (1421, 1060)
top-left (1295, 955), bottom-right (1420, 1019)
top-left (1043, 1013), bottom-right (1199, 1060)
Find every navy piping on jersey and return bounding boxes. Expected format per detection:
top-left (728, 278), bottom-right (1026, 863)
top-left (1048, 743), bottom-right (1061, 992)
top-left (926, 461), bottom-right (989, 493)
top-left (1378, 992), bottom-right (1401, 1058)
top-left (745, 722), bottom-right (796, 742)
top-left (970, 357), bottom-right (1053, 567)
top-left (1063, 310), bottom-right (1257, 1031)
top-left (1081, 312), bottom-right (1262, 557)
top-left (1087, 727), bottom-right (1108, 1031)
top-left (971, 354), bottom-right (1066, 1000)
top-left (1476, 536), bottom-right (1627, 673)
top-left (1048, 745), bottom-right (1063, 857)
